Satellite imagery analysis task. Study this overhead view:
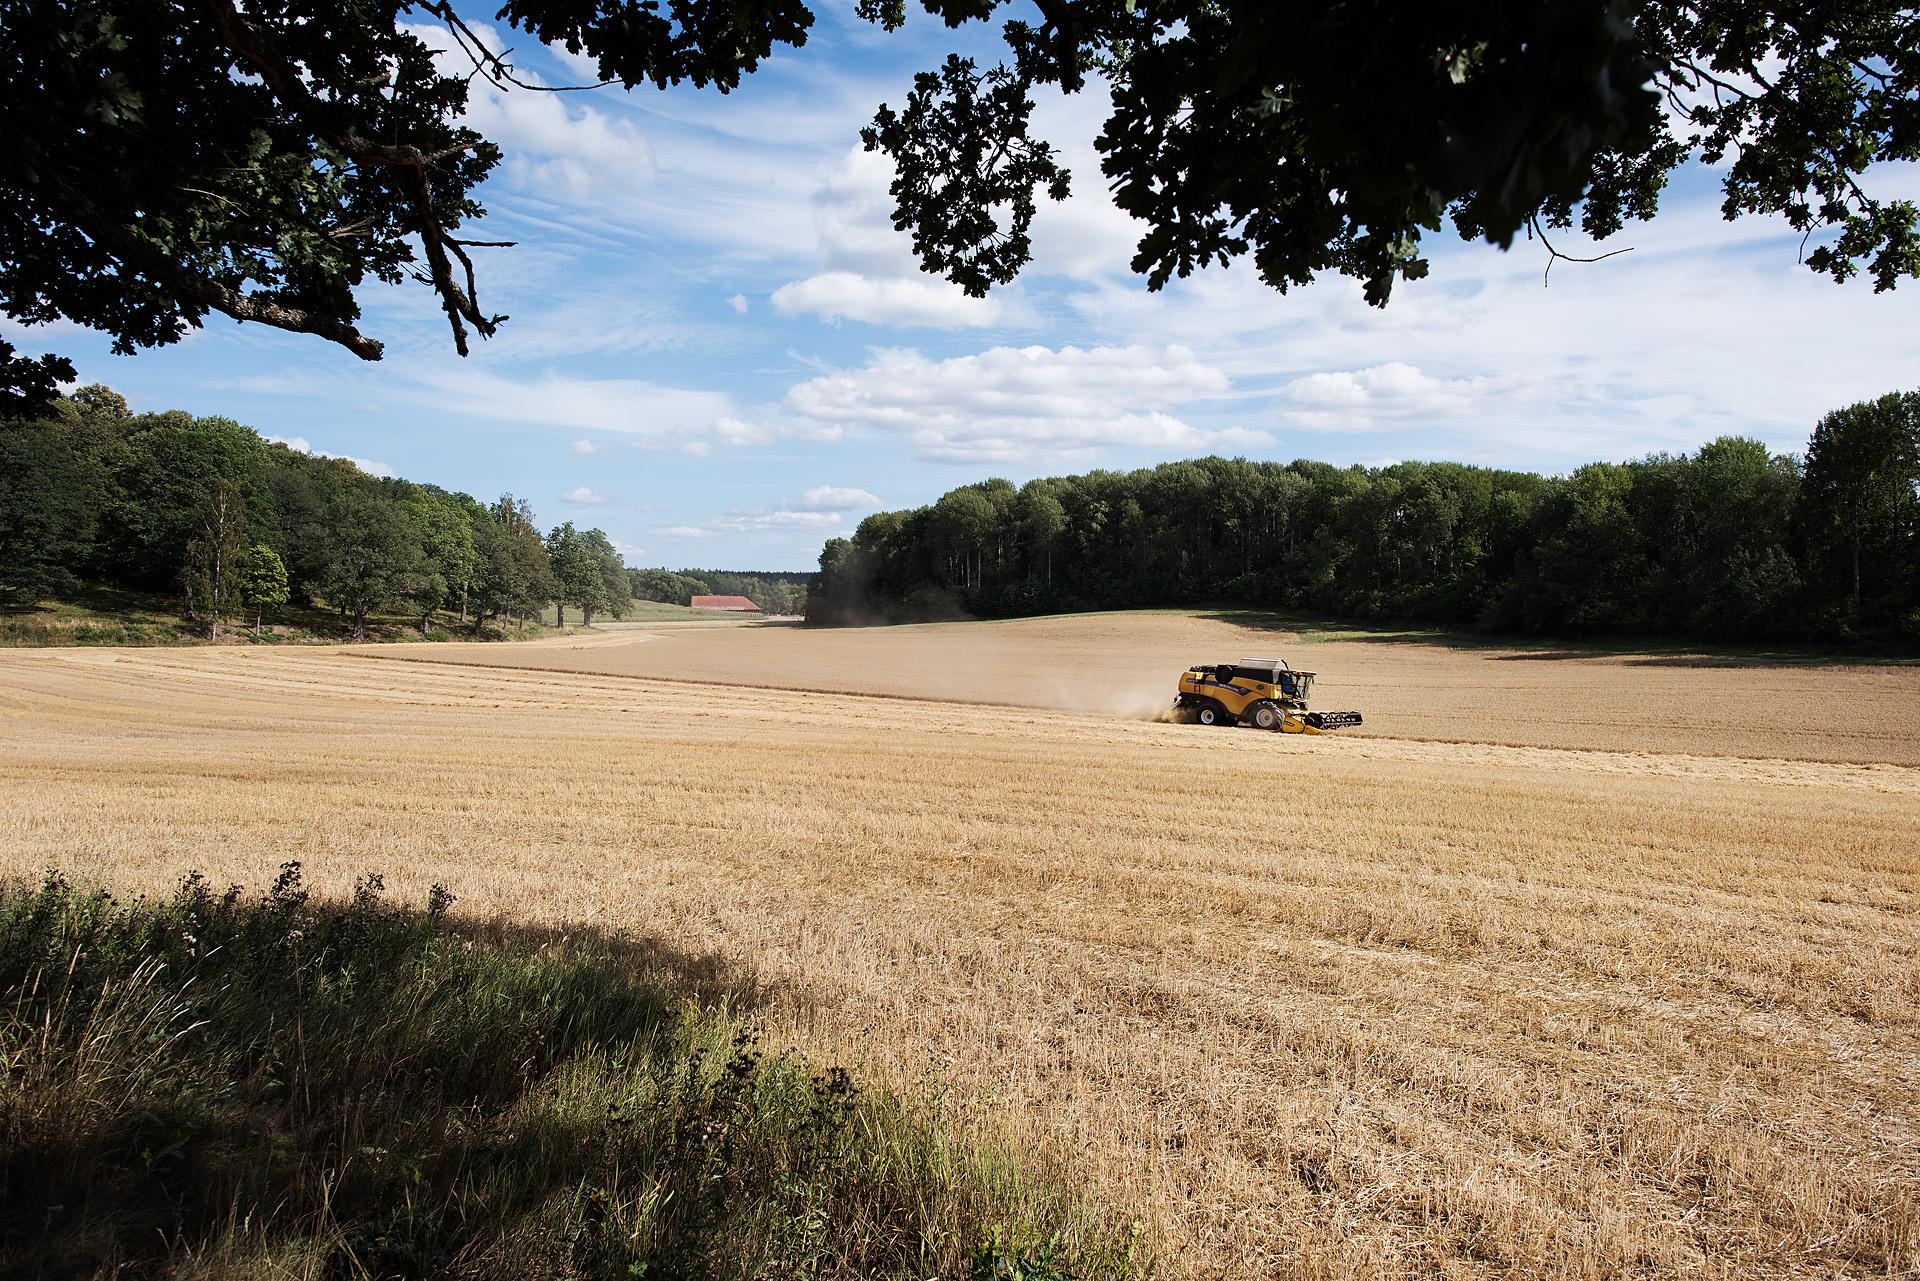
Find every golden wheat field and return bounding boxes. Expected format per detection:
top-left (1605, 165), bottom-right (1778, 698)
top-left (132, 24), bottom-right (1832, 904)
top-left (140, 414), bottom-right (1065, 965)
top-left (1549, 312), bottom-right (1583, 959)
top-left (368, 612), bottom-right (1920, 765)
top-left (3, 614), bottom-right (1918, 1279)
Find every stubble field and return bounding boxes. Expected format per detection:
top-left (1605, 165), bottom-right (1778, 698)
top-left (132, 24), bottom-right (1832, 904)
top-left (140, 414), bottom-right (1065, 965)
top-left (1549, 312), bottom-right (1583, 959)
top-left (376, 612), bottom-right (1920, 765)
top-left (2, 613), bottom-right (1916, 1278)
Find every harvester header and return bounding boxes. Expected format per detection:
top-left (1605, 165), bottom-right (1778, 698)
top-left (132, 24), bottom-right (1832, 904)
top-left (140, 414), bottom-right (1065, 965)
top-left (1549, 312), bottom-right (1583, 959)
top-left (1175, 658), bottom-right (1364, 734)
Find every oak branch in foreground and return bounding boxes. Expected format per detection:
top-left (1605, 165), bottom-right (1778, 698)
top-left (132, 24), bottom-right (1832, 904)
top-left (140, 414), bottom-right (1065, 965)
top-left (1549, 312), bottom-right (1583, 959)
top-left (2, 0), bottom-right (1916, 412)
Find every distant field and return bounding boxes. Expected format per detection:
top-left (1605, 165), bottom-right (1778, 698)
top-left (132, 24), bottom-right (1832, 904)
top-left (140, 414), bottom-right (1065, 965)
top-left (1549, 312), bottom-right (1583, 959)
top-left (556, 599), bottom-right (768, 623)
top-left (367, 611), bottom-right (1920, 764)
top-left (2, 614), bottom-right (1915, 1278)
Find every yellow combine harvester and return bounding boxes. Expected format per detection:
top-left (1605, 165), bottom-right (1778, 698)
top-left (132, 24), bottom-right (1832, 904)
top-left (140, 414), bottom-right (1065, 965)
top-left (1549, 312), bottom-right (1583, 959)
top-left (1174, 658), bottom-right (1364, 733)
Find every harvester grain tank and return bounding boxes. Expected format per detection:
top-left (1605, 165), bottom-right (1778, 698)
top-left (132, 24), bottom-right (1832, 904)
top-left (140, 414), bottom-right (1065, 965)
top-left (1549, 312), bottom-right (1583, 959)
top-left (1174, 658), bottom-right (1363, 733)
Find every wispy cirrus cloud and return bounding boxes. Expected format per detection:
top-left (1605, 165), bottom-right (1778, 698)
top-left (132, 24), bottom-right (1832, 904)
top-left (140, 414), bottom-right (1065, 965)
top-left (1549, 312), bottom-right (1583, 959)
top-left (406, 368), bottom-right (736, 446)
top-left (715, 509), bottom-right (847, 531)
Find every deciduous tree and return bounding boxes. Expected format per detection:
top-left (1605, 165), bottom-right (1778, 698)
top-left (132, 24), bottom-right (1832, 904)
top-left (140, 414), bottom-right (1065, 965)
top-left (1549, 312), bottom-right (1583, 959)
top-left (182, 480), bottom-right (248, 639)
top-left (240, 543), bottom-right (289, 636)
top-left (402, 488), bottom-right (479, 634)
top-left (322, 486), bottom-right (426, 640)
top-left (0, 416), bottom-right (97, 604)
top-left (1801, 391), bottom-right (1920, 617)
top-left (584, 527), bottom-right (631, 625)
top-left (472, 494), bottom-right (552, 632)
top-left (545, 522), bottom-right (596, 626)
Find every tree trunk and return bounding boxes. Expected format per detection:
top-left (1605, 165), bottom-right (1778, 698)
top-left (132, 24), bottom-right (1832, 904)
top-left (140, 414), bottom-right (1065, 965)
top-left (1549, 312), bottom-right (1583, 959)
top-left (583, 605), bottom-right (594, 627)
top-left (555, 602), bottom-right (564, 626)
top-left (254, 607), bottom-right (262, 638)
top-left (1853, 528), bottom-right (1863, 610)
top-left (459, 583), bottom-right (468, 623)
top-left (1891, 502), bottom-right (1903, 591)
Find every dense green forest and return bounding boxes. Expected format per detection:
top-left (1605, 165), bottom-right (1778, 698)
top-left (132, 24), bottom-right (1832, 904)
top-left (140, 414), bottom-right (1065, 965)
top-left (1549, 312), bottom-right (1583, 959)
top-left (810, 393), bottom-right (1920, 646)
top-left (0, 386), bottom-right (640, 639)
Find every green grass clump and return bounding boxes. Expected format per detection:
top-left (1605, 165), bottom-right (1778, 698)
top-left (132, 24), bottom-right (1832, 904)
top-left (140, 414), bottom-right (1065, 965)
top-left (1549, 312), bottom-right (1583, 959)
top-left (0, 867), bottom-right (1138, 1280)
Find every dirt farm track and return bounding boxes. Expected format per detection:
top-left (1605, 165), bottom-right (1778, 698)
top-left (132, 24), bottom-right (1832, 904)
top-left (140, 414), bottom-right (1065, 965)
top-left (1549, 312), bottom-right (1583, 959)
top-left (2, 612), bottom-right (1916, 1278)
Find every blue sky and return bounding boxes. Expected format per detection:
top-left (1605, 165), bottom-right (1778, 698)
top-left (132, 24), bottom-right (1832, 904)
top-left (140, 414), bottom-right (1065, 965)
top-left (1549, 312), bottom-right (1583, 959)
top-left (8, 6), bottom-right (1920, 570)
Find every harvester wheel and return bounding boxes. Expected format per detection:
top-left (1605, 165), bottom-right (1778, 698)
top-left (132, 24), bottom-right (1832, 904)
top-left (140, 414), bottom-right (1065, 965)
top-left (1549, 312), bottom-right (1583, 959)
top-left (1248, 701), bottom-right (1281, 731)
top-left (1196, 702), bottom-right (1231, 727)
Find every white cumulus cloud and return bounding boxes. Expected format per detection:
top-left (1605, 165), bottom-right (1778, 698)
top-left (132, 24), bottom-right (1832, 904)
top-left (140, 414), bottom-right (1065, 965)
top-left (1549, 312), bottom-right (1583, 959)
top-left (795, 485), bottom-right (882, 511)
top-left (1281, 363), bottom-right (1547, 432)
top-left (783, 343), bottom-right (1260, 464)
top-left (561, 485), bottom-right (608, 505)
top-left (679, 485), bottom-right (882, 541)
top-left (772, 271), bottom-right (1002, 328)
top-left (770, 147), bottom-right (1012, 330)
top-left (713, 416), bottom-right (769, 446)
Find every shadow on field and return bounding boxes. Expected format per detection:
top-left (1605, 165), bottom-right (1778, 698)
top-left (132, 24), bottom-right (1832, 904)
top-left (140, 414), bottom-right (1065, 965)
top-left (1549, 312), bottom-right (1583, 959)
top-left (0, 867), bottom-right (1122, 1281)
top-left (452, 913), bottom-right (792, 1014)
top-left (1491, 647), bottom-right (1920, 669)
top-left (1198, 609), bottom-right (1918, 669)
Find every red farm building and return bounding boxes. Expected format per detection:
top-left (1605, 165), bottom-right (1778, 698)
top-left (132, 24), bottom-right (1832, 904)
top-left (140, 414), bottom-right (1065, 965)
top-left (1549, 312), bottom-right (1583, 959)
top-left (689, 595), bottom-right (762, 613)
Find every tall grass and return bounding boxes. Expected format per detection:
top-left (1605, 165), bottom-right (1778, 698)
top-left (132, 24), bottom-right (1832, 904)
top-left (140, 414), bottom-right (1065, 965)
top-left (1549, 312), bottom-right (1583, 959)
top-left (0, 867), bottom-right (1137, 1280)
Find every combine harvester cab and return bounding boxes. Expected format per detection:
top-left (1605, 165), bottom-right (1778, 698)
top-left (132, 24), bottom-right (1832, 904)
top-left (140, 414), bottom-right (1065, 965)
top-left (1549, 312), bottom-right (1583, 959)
top-left (1174, 658), bottom-right (1364, 734)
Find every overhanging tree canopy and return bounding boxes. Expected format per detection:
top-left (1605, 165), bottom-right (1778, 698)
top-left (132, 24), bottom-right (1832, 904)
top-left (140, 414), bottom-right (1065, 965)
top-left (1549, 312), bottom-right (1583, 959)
top-left (3, 0), bottom-right (1916, 410)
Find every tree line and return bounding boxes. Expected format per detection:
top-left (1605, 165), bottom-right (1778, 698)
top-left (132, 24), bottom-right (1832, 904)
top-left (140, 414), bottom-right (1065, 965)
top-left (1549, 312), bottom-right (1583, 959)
top-left (0, 385), bottom-right (635, 639)
top-left (628, 568), bottom-right (809, 615)
top-left (809, 393), bottom-right (1920, 647)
